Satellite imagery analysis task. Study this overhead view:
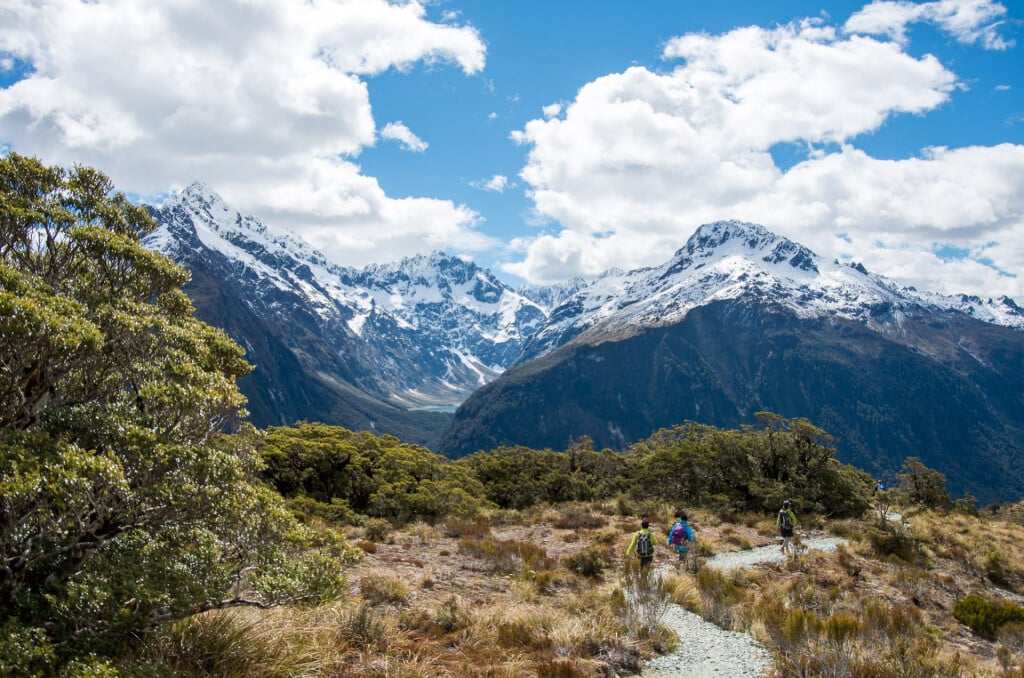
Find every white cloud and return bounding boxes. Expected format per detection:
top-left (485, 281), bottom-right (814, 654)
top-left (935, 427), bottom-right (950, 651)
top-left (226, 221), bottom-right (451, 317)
top-left (472, 174), bottom-right (511, 192)
top-left (509, 15), bottom-right (1024, 299)
top-left (0, 0), bottom-right (488, 266)
top-left (380, 120), bottom-right (428, 152)
top-left (844, 0), bottom-right (1014, 49)
top-left (542, 102), bottom-right (563, 119)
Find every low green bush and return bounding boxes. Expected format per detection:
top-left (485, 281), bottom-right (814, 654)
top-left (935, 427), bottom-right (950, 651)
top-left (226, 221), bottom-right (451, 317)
top-left (866, 523), bottom-right (920, 563)
top-left (565, 548), bottom-right (605, 578)
top-left (359, 574), bottom-right (410, 606)
top-left (364, 517), bottom-right (392, 542)
top-left (953, 595), bottom-right (1024, 640)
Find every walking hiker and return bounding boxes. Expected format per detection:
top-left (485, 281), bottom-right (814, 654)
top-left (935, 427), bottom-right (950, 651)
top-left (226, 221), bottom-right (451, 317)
top-left (778, 500), bottom-right (797, 555)
top-left (667, 511), bottom-right (695, 562)
top-left (626, 518), bottom-right (657, 569)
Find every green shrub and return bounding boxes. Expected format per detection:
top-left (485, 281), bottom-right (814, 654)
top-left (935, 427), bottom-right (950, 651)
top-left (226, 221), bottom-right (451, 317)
top-left (364, 517), bottom-right (392, 542)
top-left (866, 523), bottom-right (920, 563)
top-left (985, 552), bottom-right (1009, 587)
top-left (615, 495), bottom-right (635, 517)
top-left (896, 457), bottom-right (952, 509)
top-left (0, 156), bottom-right (339, 667)
top-left (0, 620), bottom-right (56, 678)
top-left (286, 495), bottom-right (358, 525)
top-left (954, 595), bottom-right (1024, 640)
top-left (565, 548), bottom-right (605, 578)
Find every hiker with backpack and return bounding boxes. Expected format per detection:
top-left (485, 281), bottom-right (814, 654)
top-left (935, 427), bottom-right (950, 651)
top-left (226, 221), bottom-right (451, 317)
top-left (626, 518), bottom-right (658, 569)
top-left (778, 500), bottom-right (798, 555)
top-left (667, 511), bottom-right (695, 563)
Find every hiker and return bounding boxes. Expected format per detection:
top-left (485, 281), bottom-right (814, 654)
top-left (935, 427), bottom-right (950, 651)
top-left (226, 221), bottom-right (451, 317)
top-left (667, 511), bottom-right (695, 562)
top-left (778, 500), bottom-right (797, 555)
top-left (626, 518), bottom-right (657, 569)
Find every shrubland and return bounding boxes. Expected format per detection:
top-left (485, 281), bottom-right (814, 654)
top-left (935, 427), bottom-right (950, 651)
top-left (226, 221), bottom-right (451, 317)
top-left (3, 155), bottom-right (1023, 676)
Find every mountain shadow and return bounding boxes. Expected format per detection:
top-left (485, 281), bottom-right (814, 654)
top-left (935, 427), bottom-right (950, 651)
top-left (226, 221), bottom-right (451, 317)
top-left (436, 298), bottom-right (1024, 504)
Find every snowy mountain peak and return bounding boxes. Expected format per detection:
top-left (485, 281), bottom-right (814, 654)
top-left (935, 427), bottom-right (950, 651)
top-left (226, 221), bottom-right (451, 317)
top-left (677, 220), bottom-right (819, 274)
top-left (517, 220), bottom-right (1022, 363)
top-left (144, 187), bottom-right (566, 409)
top-left (172, 180), bottom-right (232, 215)
top-left (366, 250), bottom-right (482, 286)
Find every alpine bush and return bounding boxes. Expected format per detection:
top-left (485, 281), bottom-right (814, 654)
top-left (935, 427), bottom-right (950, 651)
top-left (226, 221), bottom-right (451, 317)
top-left (0, 155), bottom-right (345, 667)
top-left (953, 595), bottom-right (1024, 640)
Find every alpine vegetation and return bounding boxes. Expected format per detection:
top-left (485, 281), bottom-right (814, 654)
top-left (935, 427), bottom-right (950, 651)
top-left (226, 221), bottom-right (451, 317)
top-left (0, 155), bottom-right (354, 671)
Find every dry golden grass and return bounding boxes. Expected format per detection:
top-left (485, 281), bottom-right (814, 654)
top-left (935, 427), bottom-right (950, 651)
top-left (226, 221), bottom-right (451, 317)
top-left (682, 507), bottom-right (1024, 677)
top-left (138, 502), bottom-right (1024, 677)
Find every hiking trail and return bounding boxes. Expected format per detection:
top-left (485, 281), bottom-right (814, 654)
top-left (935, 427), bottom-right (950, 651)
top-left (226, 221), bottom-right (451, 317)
top-left (641, 536), bottom-right (847, 677)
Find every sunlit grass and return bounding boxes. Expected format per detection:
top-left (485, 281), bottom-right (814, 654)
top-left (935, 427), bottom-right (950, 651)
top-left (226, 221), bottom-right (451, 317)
top-left (136, 501), bottom-right (1024, 676)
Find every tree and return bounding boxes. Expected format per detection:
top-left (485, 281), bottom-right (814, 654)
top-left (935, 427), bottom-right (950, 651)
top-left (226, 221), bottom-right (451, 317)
top-left (260, 422), bottom-right (489, 522)
top-left (896, 457), bottom-right (952, 509)
top-left (0, 154), bottom-right (347, 664)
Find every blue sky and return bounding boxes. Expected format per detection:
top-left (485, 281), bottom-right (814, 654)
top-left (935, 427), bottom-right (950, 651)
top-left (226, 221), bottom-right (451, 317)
top-left (1, 0), bottom-right (1022, 299)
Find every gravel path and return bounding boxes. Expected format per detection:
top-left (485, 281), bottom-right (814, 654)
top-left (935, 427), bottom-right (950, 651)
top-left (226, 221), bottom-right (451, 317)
top-left (641, 536), bottom-right (848, 677)
top-left (641, 603), bottom-right (773, 677)
top-left (706, 536), bottom-right (848, 571)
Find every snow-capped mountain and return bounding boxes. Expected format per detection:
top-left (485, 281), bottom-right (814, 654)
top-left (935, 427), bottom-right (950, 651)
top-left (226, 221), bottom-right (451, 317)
top-left (146, 187), bottom-right (1024, 500)
top-left (516, 276), bottom-right (591, 310)
top-left (348, 252), bottom-right (548, 403)
top-left (439, 221), bottom-right (1024, 503)
top-left (144, 182), bottom-right (550, 438)
top-left (519, 220), bottom-right (1023, 363)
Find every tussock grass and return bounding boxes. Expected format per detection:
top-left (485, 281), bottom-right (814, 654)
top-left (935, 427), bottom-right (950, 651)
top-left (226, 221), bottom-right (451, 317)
top-left (612, 561), bottom-right (675, 638)
top-left (142, 609), bottom-right (322, 677)
top-left (137, 501), bottom-right (1024, 677)
top-left (553, 508), bottom-right (608, 530)
top-left (457, 535), bottom-right (552, 574)
top-left (362, 517), bottom-right (391, 542)
top-left (359, 573), bottom-right (410, 606)
top-left (405, 521), bottom-right (441, 544)
top-left (675, 506), bottom-right (1024, 675)
top-left (440, 516), bottom-right (490, 538)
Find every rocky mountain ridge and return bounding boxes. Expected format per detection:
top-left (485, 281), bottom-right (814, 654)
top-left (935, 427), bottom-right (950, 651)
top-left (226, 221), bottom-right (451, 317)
top-left (437, 221), bottom-right (1024, 503)
top-left (145, 183), bottom-right (553, 416)
top-left (519, 219), bottom-right (1023, 363)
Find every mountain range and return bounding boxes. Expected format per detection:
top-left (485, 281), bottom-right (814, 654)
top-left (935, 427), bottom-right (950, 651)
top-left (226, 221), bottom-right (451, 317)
top-left (145, 185), bottom-right (1024, 502)
top-left (439, 220), bottom-right (1024, 503)
top-left (144, 183), bottom-right (561, 443)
